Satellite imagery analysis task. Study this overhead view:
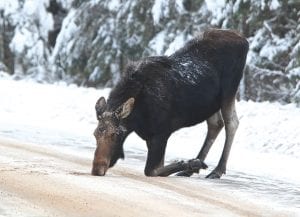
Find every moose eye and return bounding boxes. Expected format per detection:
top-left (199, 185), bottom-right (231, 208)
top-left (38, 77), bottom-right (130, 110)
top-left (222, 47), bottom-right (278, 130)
top-left (97, 126), bottom-right (106, 132)
top-left (93, 127), bottom-right (104, 137)
top-left (93, 129), bottom-right (99, 137)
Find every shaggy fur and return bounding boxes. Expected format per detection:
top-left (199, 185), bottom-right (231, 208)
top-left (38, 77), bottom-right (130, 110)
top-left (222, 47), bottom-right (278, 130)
top-left (93, 29), bottom-right (249, 177)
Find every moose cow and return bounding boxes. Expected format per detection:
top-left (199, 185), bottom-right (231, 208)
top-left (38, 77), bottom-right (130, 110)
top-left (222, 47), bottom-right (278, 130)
top-left (92, 29), bottom-right (249, 179)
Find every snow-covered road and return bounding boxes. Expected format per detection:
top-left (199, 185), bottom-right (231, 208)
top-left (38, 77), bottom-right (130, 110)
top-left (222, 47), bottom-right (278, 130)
top-left (0, 77), bottom-right (299, 216)
top-left (0, 137), bottom-right (294, 217)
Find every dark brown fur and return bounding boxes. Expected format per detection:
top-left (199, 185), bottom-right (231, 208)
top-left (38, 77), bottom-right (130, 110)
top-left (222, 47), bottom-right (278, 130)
top-left (92, 29), bottom-right (249, 178)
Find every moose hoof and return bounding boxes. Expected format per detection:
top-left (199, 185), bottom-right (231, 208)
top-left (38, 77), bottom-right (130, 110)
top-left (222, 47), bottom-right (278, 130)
top-left (206, 171), bottom-right (222, 179)
top-left (187, 159), bottom-right (208, 171)
top-left (176, 170), bottom-right (193, 177)
top-left (176, 159), bottom-right (207, 177)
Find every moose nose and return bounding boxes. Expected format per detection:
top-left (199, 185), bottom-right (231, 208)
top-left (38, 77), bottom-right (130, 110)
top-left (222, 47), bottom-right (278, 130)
top-left (98, 166), bottom-right (107, 176)
top-left (92, 163), bottom-right (108, 176)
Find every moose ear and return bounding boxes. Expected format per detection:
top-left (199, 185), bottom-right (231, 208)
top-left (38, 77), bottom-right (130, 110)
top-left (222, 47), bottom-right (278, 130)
top-left (116, 98), bottom-right (135, 119)
top-left (95, 97), bottom-right (106, 116)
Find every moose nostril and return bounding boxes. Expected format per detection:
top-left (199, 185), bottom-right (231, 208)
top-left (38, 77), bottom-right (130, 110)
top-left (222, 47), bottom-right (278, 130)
top-left (98, 166), bottom-right (107, 176)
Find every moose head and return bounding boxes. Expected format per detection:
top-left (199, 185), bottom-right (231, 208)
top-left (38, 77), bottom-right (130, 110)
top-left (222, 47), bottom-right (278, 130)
top-left (92, 97), bottom-right (135, 176)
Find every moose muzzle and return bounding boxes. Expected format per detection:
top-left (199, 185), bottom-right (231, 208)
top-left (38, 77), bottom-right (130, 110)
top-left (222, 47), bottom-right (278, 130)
top-left (92, 161), bottom-right (109, 176)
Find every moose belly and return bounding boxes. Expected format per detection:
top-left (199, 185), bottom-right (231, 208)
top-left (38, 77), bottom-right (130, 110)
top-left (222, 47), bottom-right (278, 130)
top-left (170, 89), bottom-right (221, 130)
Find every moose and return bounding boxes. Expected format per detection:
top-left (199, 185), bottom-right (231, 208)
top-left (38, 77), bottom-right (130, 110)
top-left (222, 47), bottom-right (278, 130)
top-left (92, 29), bottom-right (249, 178)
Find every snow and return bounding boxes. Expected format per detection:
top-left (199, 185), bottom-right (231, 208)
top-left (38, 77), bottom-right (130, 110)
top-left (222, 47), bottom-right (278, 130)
top-left (232, 0), bottom-right (242, 13)
top-left (57, 0), bottom-right (73, 9)
top-left (289, 67), bottom-right (300, 77)
top-left (151, 0), bottom-right (169, 24)
top-left (204, 0), bottom-right (226, 12)
top-left (171, 57), bottom-right (211, 85)
top-left (164, 33), bottom-right (186, 56)
top-left (2, 0), bottom-right (54, 79)
top-left (260, 0), bottom-right (266, 10)
top-left (10, 0), bottom-right (54, 46)
top-left (9, 28), bottom-right (29, 54)
top-left (258, 28), bottom-right (292, 61)
top-left (0, 78), bottom-right (299, 214)
top-left (106, 0), bottom-right (121, 11)
top-left (0, 71), bottom-right (10, 78)
top-left (50, 8), bottom-right (79, 68)
top-left (149, 30), bottom-right (166, 55)
top-left (204, 0), bottom-right (226, 25)
top-left (175, 0), bottom-right (185, 14)
top-left (1, 0), bottom-right (298, 105)
top-left (269, 0), bottom-right (280, 10)
top-left (0, 0), bottom-right (19, 17)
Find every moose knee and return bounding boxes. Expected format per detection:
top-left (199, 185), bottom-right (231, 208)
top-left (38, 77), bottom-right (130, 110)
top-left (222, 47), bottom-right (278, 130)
top-left (225, 117), bottom-right (239, 133)
top-left (210, 119), bottom-right (224, 132)
top-left (207, 112), bottom-right (224, 132)
top-left (144, 169), bottom-right (158, 177)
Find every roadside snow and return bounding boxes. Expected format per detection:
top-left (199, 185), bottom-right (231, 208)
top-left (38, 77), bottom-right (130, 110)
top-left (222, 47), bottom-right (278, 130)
top-left (0, 78), bottom-right (299, 160)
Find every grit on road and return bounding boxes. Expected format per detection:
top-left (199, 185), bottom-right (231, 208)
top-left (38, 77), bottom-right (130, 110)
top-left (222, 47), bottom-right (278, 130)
top-left (0, 137), bottom-right (288, 217)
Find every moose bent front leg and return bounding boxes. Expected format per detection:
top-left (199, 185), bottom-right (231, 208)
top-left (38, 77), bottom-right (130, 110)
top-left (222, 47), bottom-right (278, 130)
top-left (144, 136), bottom-right (168, 176)
top-left (155, 159), bottom-right (208, 177)
top-left (145, 135), bottom-right (208, 177)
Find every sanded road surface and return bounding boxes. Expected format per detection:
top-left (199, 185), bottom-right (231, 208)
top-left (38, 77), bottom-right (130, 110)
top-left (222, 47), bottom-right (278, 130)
top-left (0, 138), bottom-right (288, 217)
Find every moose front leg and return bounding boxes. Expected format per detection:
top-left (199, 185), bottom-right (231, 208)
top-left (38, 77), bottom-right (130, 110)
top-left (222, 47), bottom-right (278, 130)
top-left (145, 136), bottom-right (207, 177)
top-left (144, 136), bottom-right (168, 176)
top-left (155, 159), bottom-right (208, 177)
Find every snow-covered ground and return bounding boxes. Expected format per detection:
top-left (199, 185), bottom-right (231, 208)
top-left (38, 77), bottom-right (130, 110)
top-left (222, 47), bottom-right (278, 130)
top-left (0, 75), bottom-right (299, 215)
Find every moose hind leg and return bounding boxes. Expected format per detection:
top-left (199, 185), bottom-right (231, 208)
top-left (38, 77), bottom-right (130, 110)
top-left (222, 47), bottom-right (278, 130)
top-left (206, 98), bottom-right (239, 179)
top-left (176, 111), bottom-right (224, 177)
top-left (197, 111), bottom-right (224, 161)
